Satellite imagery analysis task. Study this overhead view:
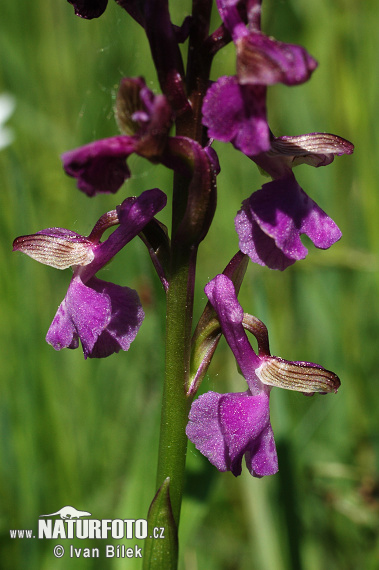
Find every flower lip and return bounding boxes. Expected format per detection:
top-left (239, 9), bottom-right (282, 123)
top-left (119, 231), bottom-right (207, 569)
top-left (235, 173), bottom-right (342, 270)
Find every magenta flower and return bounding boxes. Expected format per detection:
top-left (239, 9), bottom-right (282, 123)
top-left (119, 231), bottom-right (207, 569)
top-left (216, 0), bottom-right (317, 86)
top-left (186, 274), bottom-right (340, 477)
top-left (202, 0), bottom-right (317, 156)
top-left (235, 172), bottom-right (342, 270)
top-left (234, 133), bottom-right (354, 270)
top-left (13, 189), bottom-right (166, 358)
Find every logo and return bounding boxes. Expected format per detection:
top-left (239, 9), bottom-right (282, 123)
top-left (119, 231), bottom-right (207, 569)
top-left (39, 506), bottom-right (91, 520)
top-left (37, 505), bottom-right (149, 540)
top-left (10, 505), bottom-right (165, 559)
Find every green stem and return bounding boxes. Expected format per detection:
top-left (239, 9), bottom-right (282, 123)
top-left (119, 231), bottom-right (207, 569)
top-left (146, 2), bottom-right (214, 567)
top-left (156, 242), bottom-right (196, 524)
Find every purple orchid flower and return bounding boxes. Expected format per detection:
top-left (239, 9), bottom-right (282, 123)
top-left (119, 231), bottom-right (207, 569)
top-left (235, 172), bottom-right (342, 270)
top-left (13, 189), bottom-right (166, 358)
top-left (186, 274), bottom-right (340, 477)
top-left (202, 0), bottom-right (317, 156)
top-left (62, 77), bottom-right (174, 196)
top-left (234, 133), bottom-right (354, 270)
top-left (216, 0), bottom-right (317, 86)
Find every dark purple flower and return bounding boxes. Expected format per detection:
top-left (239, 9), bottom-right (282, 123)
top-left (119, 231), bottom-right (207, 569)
top-left (203, 1), bottom-right (317, 156)
top-left (233, 133), bottom-right (354, 270)
top-left (186, 274), bottom-right (340, 477)
top-left (13, 189), bottom-right (167, 358)
top-left (216, 0), bottom-right (317, 86)
top-left (62, 78), bottom-right (173, 196)
top-left (235, 173), bottom-right (342, 270)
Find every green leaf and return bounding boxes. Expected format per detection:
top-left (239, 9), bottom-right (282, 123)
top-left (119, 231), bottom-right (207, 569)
top-left (143, 478), bottom-right (178, 570)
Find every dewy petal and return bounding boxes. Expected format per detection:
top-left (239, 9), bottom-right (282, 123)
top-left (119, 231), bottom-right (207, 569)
top-left (202, 76), bottom-right (270, 155)
top-left (205, 274), bottom-right (261, 392)
top-left (46, 276), bottom-right (111, 358)
top-left (13, 229), bottom-right (94, 270)
top-left (236, 33), bottom-right (317, 86)
top-left (62, 136), bottom-right (136, 196)
top-left (215, 0), bottom-right (249, 39)
top-left (235, 174), bottom-right (342, 270)
top-left (67, 0), bottom-right (108, 19)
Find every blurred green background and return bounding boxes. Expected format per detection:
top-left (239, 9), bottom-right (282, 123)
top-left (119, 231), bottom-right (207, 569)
top-left (1, 0), bottom-right (378, 568)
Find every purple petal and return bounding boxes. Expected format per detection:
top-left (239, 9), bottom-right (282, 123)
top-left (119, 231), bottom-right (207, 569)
top-left (67, 0), bottom-right (145, 24)
top-left (46, 276), bottom-right (144, 359)
top-left (186, 390), bottom-right (276, 478)
top-left (186, 391), bottom-right (229, 472)
top-left (86, 277), bottom-right (144, 358)
top-left (62, 136), bottom-right (136, 196)
top-left (215, 0), bottom-right (248, 39)
top-left (235, 174), bottom-right (342, 270)
top-left (202, 76), bottom-right (270, 156)
top-left (46, 276), bottom-right (111, 357)
top-left (244, 422), bottom-right (278, 477)
top-left (205, 274), bottom-right (261, 390)
top-left (84, 188), bottom-right (167, 278)
top-left (254, 132), bottom-right (355, 178)
top-left (256, 356), bottom-right (341, 394)
top-left (236, 33), bottom-right (317, 86)
top-left (219, 391), bottom-right (271, 476)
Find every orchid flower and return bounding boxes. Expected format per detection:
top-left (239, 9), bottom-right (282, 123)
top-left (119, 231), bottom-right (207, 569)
top-left (13, 189), bottom-right (166, 358)
top-left (186, 274), bottom-right (340, 476)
